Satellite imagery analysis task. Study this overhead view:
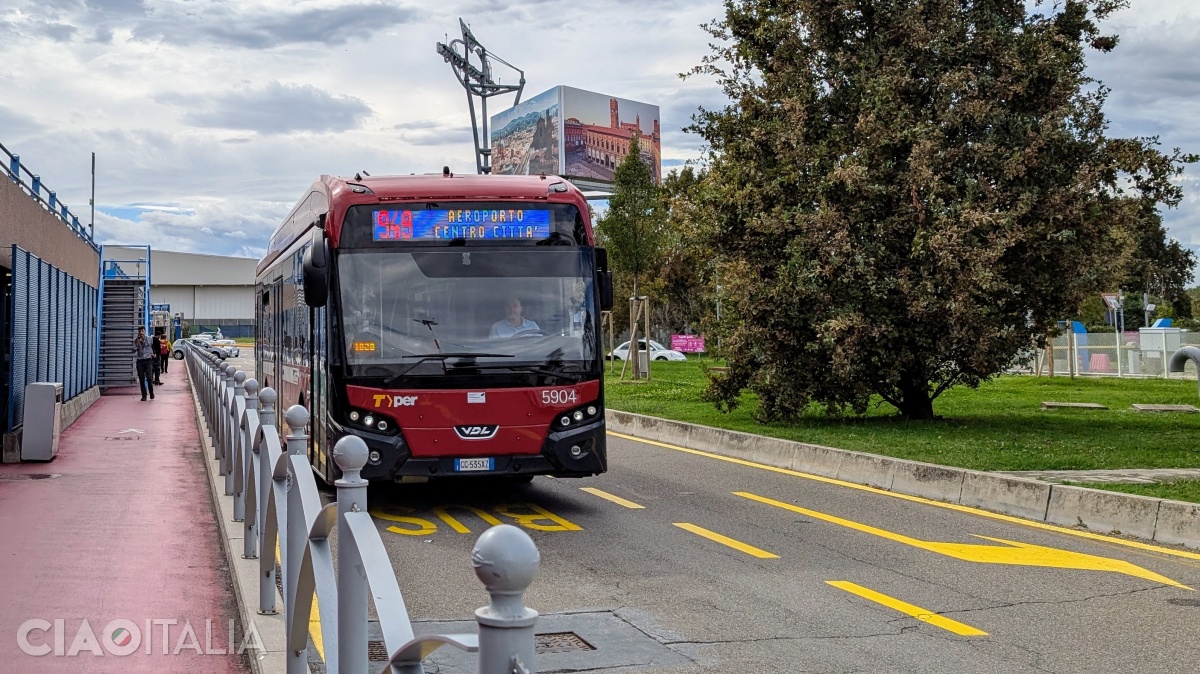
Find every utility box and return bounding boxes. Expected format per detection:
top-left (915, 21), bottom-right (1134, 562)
top-left (21, 382), bottom-right (64, 461)
top-left (1139, 328), bottom-right (1182, 376)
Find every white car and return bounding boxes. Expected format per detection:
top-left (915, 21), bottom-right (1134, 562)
top-left (191, 332), bottom-right (240, 356)
top-left (173, 337), bottom-right (239, 359)
top-left (608, 339), bottom-right (688, 362)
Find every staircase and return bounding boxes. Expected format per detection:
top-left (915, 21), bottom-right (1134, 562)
top-left (98, 246), bottom-right (150, 389)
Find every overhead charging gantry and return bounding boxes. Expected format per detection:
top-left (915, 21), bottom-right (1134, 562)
top-left (437, 19), bottom-right (526, 175)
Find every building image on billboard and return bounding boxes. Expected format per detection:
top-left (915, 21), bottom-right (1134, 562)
top-left (561, 86), bottom-right (661, 185)
top-left (489, 86), bottom-right (661, 188)
top-left (490, 87), bottom-right (561, 176)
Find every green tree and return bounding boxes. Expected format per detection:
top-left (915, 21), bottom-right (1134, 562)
top-left (689, 0), bottom-right (1195, 420)
top-left (596, 138), bottom-right (665, 299)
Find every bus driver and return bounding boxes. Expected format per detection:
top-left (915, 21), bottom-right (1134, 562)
top-left (490, 297), bottom-right (540, 338)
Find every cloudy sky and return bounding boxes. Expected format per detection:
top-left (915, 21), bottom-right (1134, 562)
top-left (2, 1), bottom-right (1198, 274)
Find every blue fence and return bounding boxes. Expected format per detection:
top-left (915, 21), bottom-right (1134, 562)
top-left (7, 246), bottom-right (99, 432)
top-left (1, 142), bottom-right (97, 251)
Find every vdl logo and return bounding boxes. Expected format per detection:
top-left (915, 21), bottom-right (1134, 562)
top-left (454, 425), bottom-right (499, 440)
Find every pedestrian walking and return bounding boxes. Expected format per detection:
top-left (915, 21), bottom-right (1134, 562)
top-left (134, 326), bottom-right (155, 401)
top-left (151, 332), bottom-right (164, 385)
top-left (160, 336), bottom-right (171, 373)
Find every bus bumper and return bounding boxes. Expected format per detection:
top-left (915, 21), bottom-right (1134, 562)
top-left (352, 419), bottom-right (607, 481)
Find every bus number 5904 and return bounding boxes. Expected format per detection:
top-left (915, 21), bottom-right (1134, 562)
top-left (541, 389), bottom-right (578, 405)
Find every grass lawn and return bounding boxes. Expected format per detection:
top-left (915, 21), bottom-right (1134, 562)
top-left (233, 337), bottom-right (255, 345)
top-left (604, 360), bottom-right (1200, 472)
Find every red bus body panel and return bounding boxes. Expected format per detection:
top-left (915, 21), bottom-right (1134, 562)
top-left (346, 381), bottom-right (600, 458)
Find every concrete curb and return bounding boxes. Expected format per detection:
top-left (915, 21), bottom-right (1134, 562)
top-left (607, 410), bottom-right (1200, 550)
top-left (185, 364), bottom-right (296, 674)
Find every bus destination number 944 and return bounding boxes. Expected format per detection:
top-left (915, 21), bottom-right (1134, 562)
top-left (541, 389), bottom-right (578, 405)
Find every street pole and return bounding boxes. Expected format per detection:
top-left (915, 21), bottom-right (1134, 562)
top-left (90, 152), bottom-right (95, 240)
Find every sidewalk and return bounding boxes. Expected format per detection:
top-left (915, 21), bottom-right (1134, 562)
top-left (0, 362), bottom-right (251, 672)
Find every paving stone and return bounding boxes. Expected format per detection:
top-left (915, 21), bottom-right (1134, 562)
top-left (1041, 401), bottom-right (1108, 410)
top-left (1131, 404), bottom-right (1200, 413)
top-left (996, 468), bottom-right (1200, 484)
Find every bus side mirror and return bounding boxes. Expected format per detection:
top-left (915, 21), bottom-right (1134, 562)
top-left (302, 233), bottom-right (329, 308)
top-left (598, 271), bottom-right (613, 311)
top-left (595, 247), bottom-right (613, 310)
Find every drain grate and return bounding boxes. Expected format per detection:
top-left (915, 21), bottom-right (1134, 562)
top-left (1169, 598), bottom-right (1200, 607)
top-left (104, 437), bottom-right (139, 441)
top-left (363, 631), bottom-right (596, 661)
top-left (536, 631), bottom-right (595, 654)
top-left (0, 473), bottom-right (60, 480)
top-left (368, 640), bottom-right (389, 661)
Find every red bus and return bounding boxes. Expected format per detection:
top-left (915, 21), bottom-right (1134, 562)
top-left (255, 171), bottom-right (613, 483)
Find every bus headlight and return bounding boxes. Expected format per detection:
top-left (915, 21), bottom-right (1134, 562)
top-left (376, 420), bottom-right (389, 431)
top-left (368, 450), bottom-right (381, 464)
top-left (586, 406), bottom-right (597, 416)
top-left (363, 415), bottom-right (375, 427)
top-left (560, 416), bottom-right (571, 427)
top-left (349, 410), bottom-right (361, 422)
top-left (573, 410), bottom-right (584, 422)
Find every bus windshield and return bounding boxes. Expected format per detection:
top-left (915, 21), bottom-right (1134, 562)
top-left (337, 249), bottom-right (598, 381)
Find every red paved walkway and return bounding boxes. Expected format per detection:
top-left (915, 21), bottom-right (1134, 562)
top-left (0, 362), bottom-right (250, 673)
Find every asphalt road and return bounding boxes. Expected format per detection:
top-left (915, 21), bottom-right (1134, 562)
top-left (219, 351), bottom-right (1200, 673)
top-left (363, 432), bottom-right (1200, 674)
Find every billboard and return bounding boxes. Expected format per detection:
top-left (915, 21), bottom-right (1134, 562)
top-left (490, 87), bottom-right (560, 176)
top-left (489, 85), bottom-right (661, 187)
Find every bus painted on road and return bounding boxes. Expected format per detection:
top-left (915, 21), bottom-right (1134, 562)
top-left (256, 171), bottom-right (613, 483)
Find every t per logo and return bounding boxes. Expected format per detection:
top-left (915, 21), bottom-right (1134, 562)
top-left (373, 395), bottom-right (419, 408)
top-left (454, 425), bottom-right (499, 440)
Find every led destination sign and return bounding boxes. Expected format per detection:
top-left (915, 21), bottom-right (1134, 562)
top-left (372, 209), bottom-right (551, 241)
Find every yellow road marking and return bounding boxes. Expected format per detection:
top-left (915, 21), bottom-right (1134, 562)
top-left (581, 487), bottom-right (645, 509)
top-left (609, 431), bottom-right (1200, 563)
top-left (673, 523), bottom-right (779, 558)
top-left (434, 505), bottom-right (503, 533)
top-left (373, 507), bottom-right (438, 536)
top-left (738, 492), bottom-right (1189, 589)
top-left (826, 581), bottom-right (988, 636)
top-left (495, 503), bottom-right (583, 531)
top-left (276, 541), bottom-right (325, 661)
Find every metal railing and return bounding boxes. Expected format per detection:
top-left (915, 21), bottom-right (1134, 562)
top-left (0, 141), bottom-right (97, 250)
top-left (1010, 330), bottom-right (1200, 379)
top-left (183, 342), bottom-right (540, 674)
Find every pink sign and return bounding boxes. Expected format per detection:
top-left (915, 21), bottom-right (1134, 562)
top-left (671, 335), bottom-right (706, 353)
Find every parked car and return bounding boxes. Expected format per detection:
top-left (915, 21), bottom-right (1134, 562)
top-left (189, 332), bottom-right (240, 356)
top-left (607, 339), bottom-right (688, 362)
top-left (173, 337), bottom-right (239, 359)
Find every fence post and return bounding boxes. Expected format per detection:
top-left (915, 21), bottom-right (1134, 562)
top-left (242, 378), bottom-right (260, 559)
top-left (222, 365), bottom-right (237, 482)
top-left (334, 435), bottom-right (369, 674)
top-left (228, 370), bottom-right (246, 497)
top-left (257, 387), bottom-right (278, 615)
top-left (284, 404), bottom-right (310, 674)
top-left (473, 525), bottom-right (540, 674)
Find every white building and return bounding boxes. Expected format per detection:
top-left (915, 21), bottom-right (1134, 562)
top-left (106, 248), bottom-right (258, 337)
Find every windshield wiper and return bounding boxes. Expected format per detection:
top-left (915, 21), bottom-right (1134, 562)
top-left (382, 352), bottom-right (514, 386)
top-left (447, 362), bottom-right (586, 381)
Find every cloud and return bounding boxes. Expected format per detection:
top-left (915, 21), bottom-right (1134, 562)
top-left (95, 199), bottom-right (283, 258)
top-left (162, 82), bottom-right (373, 135)
top-left (390, 118), bottom-right (472, 146)
top-left (130, 2), bottom-right (418, 49)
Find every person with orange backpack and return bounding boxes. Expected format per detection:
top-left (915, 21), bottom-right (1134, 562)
top-left (159, 334), bottom-right (172, 374)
